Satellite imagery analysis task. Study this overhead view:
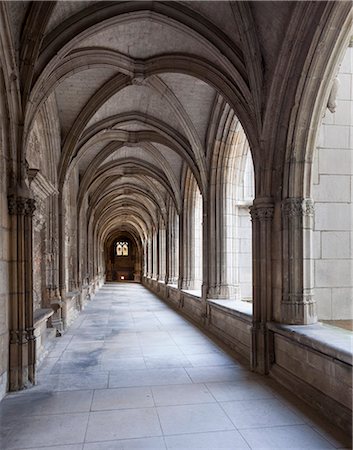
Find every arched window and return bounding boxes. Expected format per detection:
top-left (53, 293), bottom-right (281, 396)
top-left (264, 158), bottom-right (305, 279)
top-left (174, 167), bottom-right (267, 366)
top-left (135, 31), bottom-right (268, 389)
top-left (116, 241), bottom-right (129, 256)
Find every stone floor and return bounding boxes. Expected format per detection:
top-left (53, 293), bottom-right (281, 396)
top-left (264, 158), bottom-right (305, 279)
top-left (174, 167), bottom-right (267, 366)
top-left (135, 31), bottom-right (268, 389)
top-left (0, 283), bottom-right (351, 450)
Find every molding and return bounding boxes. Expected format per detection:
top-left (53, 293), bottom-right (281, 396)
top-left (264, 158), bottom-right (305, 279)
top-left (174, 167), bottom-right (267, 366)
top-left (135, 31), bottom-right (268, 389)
top-left (28, 169), bottom-right (58, 200)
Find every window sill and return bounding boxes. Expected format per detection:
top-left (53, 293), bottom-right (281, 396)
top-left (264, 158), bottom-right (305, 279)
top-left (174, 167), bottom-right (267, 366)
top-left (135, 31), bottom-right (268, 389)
top-left (268, 322), bottom-right (353, 365)
top-left (207, 299), bottom-right (253, 321)
top-left (181, 289), bottom-right (202, 298)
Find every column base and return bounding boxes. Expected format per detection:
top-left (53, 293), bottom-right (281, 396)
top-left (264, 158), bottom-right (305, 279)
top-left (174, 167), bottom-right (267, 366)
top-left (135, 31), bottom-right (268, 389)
top-left (281, 294), bottom-right (317, 324)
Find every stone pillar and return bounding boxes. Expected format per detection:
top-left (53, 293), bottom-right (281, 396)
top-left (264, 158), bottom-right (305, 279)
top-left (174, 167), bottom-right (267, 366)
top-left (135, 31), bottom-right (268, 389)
top-left (8, 194), bottom-right (36, 390)
top-left (152, 231), bottom-right (158, 280)
top-left (207, 196), bottom-right (240, 300)
top-left (147, 237), bottom-right (152, 278)
top-left (165, 219), bottom-right (171, 284)
top-left (158, 227), bottom-right (166, 282)
top-left (249, 198), bottom-right (274, 374)
top-left (281, 197), bottom-right (317, 324)
top-left (179, 209), bottom-right (191, 290)
top-left (177, 211), bottom-right (185, 289)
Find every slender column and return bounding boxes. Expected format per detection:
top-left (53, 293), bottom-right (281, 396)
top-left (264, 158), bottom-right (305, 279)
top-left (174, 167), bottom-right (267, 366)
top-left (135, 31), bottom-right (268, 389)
top-left (8, 194), bottom-right (36, 390)
top-left (207, 194), bottom-right (240, 300)
top-left (249, 198), bottom-right (274, 374)
top-left (177, 211), bottom-right (185, 289)
top-left (165, 219), bottom-right (171, 284)
top-left (281, 198), bottom-right (316, 324)
top-left (158, 227), bottom-right (166, 282)
top-left (152, 232), bottom-right (158, 280)
top-left (180, 209), bottom-right (191, 289)
top-left (146, 238), bottom-right (151, 278)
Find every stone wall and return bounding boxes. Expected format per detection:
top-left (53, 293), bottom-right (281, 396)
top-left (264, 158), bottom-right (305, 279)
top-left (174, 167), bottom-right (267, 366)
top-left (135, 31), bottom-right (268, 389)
top-left (312, 46), bottom-right (353, 320)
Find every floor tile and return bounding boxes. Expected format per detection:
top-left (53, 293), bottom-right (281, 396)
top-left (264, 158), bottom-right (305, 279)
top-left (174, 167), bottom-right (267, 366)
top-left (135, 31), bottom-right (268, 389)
top-left (157, 403), bottom-right (235, 435)
top-left (178, 344), bottom-right (223, 355)
top-left (40, 371), bottom-right (109, 391)
top-left (85, 408), bottom-right (162, 442)
top-left (144, 355), bottom-right (192, 369)
top-left (206, 380), bottom-right (274, 401)
top-left (186, 352), bottom-right (237, 367)
top-left (91, 387), bottom-right (154, 410)
top-left (0, 390), bottom-right (93, 418)
top-left (186, 366), bottom-right (248, 383)
top-left (0, 413), bottom-right (89, 449)
top-left (84, 437), bottom-right (166, 449)
top-left (240, 424), bottom-right (335, 448)
top-left (19, 446), bottom-right (83, 450)
top-left (165, 430), bottom-right (249, 449)
top-left (109, 368), bottom-right (192, 388)
top-left (221, 398), bottom-right (305, 429)
top-left (152, 383), bottom-right (215, 406)
top-left (101, 357), bottom-right (146, 370)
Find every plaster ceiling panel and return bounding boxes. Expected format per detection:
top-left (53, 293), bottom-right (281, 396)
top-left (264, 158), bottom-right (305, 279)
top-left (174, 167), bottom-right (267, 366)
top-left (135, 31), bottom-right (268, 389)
top-left (159, 73), bottom-right (216, 146)
top-left (46, 2), bottom-right (95, 34)
top-left (86, 84), bottom-right (186, 138)
top-left (152, 143), bottom-right (183, 181)
top-left (54, 67), bottom-right (118, 137)
top-left (101, 146), bottom-right (162, 171)
top-left (250, 2), bottom-right (294, 77)
top-left (75, 18), bottom-right (223, 66)
top-left (77, 141), bottom-right (106, 174)
top-left (183, 1), bottom-right (241, 48)
top-left (7, 2), bottom-right (30, 54)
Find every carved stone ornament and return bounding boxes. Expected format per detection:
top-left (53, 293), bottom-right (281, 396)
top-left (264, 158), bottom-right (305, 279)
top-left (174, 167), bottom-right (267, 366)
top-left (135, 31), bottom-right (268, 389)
top-left (250, 204), bottom-right (274, 221)
top-left (282, 292), bottom-right (314, 305)
top-left (8, 194), bottom-right (36, 216)
top-left (282, 198), bottom-right (314, 217)
top-left (327, 77), bottom-right (340, 114)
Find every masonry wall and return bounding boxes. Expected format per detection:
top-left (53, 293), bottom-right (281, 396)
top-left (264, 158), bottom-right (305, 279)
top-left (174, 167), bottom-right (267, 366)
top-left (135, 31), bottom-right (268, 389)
top-left (312, 46), bottom-right (353, 320)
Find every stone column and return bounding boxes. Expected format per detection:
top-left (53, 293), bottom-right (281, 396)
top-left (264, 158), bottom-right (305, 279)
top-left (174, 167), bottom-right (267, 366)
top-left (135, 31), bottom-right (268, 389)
top-left (8, 194), bottom-right (36, 390)
top-left (281, 197), bottom-right (317, 324)
top-left (180, 209), bottom-right (191, 290)
top-left (152, 231), bottom-right (158, 280)
top-left (147, 237), bottom-right (152, 278)
top-left (249, 198), bottom-right (274, 374)
top-left (207, 194), bottom-right (240, 300)
top-left (158, 227), bottom-right (166, 282)
top-left (165, 219), bottom-right (171, 284)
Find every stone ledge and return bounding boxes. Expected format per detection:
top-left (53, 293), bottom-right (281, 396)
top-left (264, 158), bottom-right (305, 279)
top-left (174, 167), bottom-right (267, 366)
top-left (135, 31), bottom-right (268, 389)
top-left (207, 299), bottom-right (252, 322)
top-left (33, 308), bottom-right (54, 327)
top-left (181, 289), bottom-right (202, 299)
top-left (268, 322), bottom-right (353, 366)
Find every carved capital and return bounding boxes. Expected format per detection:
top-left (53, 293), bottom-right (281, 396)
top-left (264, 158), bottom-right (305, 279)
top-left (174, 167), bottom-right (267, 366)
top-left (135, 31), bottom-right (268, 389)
top-left (282, 198), bottom-right (314, 217)
top-left (250, 204), bottom-right (274, 222)
top-left (282, 293), bottom-right (314, 305)
top-left (8, 195), bottom-right (36, 216)
top-left (10, 329), bottom-right (28, 344)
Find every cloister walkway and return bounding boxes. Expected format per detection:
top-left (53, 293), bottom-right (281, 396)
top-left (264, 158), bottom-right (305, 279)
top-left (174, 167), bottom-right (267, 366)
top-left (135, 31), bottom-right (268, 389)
top-left (0, 283), bottom-right (350, 449)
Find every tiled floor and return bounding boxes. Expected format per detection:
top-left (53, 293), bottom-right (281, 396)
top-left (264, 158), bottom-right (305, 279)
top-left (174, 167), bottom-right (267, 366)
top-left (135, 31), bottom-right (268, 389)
top-left (0, 283), bottom-right (351, 450)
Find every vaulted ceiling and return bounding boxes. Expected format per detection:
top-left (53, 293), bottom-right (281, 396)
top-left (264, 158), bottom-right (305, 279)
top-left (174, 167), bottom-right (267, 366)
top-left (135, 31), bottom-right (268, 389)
top-left (5, 0), bottom-right (349, 244)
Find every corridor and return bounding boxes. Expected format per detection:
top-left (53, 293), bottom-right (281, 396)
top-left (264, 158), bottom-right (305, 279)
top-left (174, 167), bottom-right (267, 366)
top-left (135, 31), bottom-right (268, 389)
top-left (0, 284), bottom-right (350, 450)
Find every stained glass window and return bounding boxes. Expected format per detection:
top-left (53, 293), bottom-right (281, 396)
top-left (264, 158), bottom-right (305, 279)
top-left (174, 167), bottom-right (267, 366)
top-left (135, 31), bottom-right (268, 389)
top-left (116, 241), bottom-right (128, 256)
